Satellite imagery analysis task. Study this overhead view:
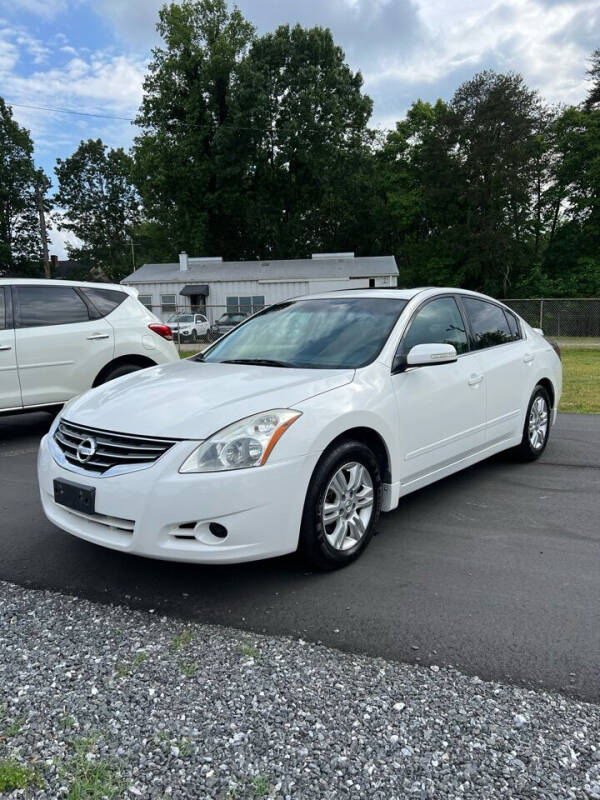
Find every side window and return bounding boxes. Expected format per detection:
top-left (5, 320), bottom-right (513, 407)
top-left (0, 288), bottom-right (5, 330)
top-left (15, 286), bottom-right (90, 329)
top-left (161, 294), bottom-right (176, 314)
top-left (462, 298), bottom-right (512, 349)
top-left (504, 309), bottom-right (521, 340)
top-left (403, 297), bottom-right (469, 355)
top-left (81, 287), bottom-right (127, 317)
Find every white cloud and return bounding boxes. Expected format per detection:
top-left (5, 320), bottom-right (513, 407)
top-left (9, 0), bottom-right (69, 18)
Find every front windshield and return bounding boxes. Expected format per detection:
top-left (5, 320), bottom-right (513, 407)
top-left (202, 297), bottom-right (408, 369)
top-left (168, 314), bottom-right (193, 323)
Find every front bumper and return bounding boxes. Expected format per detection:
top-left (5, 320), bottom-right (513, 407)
top-left (38, 433), bottom-right (316, 563)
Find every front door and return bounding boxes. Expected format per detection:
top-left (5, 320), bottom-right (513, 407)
top-left (391, 295), bottom-right (487, 487)
top-left (0, 287), bottom-right (21, 411)
top-left (14, 284), bottom-right (114, 407)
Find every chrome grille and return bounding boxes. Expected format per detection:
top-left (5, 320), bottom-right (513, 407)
top-left (54, 419), bottom-right (178, 474)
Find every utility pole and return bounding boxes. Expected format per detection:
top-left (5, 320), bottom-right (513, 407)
top-left (35, 171), bottom-right (51, 279)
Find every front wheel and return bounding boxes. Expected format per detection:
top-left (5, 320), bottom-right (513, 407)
top-left (298, 440), bottom-right (382, 570)
top-left (514, 385), bottom-right (552, 461)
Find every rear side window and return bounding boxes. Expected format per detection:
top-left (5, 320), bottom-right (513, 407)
top-left (81, 287), bottom-right (127, 317)
top-left (15, 285), bottom-right (90, 328)
top-left (0, 288), bottom-right (5, 329)
top-left (462, 298), bottom-right (513, 349)
top-left (504, 309), bottom-right (521, 340)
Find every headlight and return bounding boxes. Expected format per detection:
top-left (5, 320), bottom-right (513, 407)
top-left (179, 409), bottom-right (302, 473)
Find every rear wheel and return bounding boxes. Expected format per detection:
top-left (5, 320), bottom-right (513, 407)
top-left (298, 440), bottom-right (382, 570)
top-left (99, 362), bottom-right (144, 385)
top-left (514, 385), bottom-right (551, 461)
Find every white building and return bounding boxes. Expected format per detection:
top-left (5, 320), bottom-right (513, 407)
top-left (121, 252), bottom-right (399, 322)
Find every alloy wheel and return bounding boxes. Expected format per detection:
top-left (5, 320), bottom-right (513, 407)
top-left (528, 395), bottom-right (549, 451)
top-left (321, 461), bottom-right (374, 551)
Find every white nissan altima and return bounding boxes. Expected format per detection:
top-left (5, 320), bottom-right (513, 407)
top-left (37, 288), bottom-right (562, 570)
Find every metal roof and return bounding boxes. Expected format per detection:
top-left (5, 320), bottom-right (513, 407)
top-left (121, 255), bottom-right (398, 285)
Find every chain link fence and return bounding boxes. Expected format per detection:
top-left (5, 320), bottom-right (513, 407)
top-left (502, 299), bottom-right (600, 340)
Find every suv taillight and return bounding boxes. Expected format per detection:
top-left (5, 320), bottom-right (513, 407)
top-left (549, 340), bottom-right (561, 361)
top-left (148, 323), bottom-right (173, 341)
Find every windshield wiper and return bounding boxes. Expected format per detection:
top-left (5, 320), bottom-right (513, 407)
top-left (220, 358), bottom-right (293, 368)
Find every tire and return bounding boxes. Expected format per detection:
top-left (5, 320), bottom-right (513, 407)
top-left (513, 384), bottom-right (552, 461)
top-left (298, 440), bottom-right (382, 570)
top-left (191, 329), bottom-right (197, 342)
top-left (99, 362), bottom-right (144, 385)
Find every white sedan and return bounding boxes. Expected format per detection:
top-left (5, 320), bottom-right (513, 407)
top-left (37, 288), bottom-right (562, 570)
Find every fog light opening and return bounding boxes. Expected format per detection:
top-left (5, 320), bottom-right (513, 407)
top-left (209, 522), bottom-right (228, 539)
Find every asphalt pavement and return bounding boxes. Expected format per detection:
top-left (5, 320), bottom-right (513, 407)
top-left (0, 411), bottom-right (598, 701)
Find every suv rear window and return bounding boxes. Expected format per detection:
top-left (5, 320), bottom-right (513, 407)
top-left (15, 285), bottom-right (91, 328)
top-left (0, 288), bottom-right (5, 330)
top-left (81, 287), bottom-right (127, 317)
top-left (462, 297), bottom-right (513, 349)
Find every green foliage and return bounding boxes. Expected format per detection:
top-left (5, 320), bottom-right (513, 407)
top-left (60, 736), bottom-right (126, 800)
top-left (54, 138), bottom-right (140, 280)
top-left (0, 98), bottom-right (46, 276)
top-left (0, 758), bottom-right (40, 792)
top-left (133, 0), bottom-right (255, 257)
top-left (230, 23), bottom-right (373, 257)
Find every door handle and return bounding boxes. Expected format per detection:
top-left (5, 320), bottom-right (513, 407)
top-left (87, 334), bottom-right (110, 340)
top-left (0, 345), bottom-right (12, 351)
top-left (523, 353), bottom-right (534, 364)
top-left (468, 373), bottom-right (484, 386)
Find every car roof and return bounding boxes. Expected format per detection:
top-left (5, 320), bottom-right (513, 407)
top-left (0, 278), bottom-right (138, 296)
top-left (293, 287), bottom-right (505, 303)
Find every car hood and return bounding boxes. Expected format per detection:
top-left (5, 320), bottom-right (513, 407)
top-left (63, 359), bottom-right (355, 439)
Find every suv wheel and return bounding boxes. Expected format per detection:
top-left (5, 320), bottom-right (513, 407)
top-left (299, 440), bottom-right (382, 570)
top-left (99, 362), bottom-right (144, 384)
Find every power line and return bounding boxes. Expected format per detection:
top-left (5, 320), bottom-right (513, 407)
top-left (7, 101), bottom-right (134, 122)
top-left (6, 98), bottom-right (395, 134)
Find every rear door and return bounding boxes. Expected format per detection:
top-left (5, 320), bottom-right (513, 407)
top-left (459, 296), bottom-right (529, 445)
top-left (14, 284), bottom-right (114, 407)
top-left (0, 287), bottom-right (21, 411)
top-left (391, 295), bottom-right (487, 486)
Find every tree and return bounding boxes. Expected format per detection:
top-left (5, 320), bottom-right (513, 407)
top-left (0, 98), bottom-right (46, 276)
top-left (133, 0), bottom-right (255, 257)
top-left (54, 139), bottom-right (141, 280)
top-left (584, 48), bottom-right (600, 112)
top-left (230, 23), bottom-right (373, 258)
top-left (541, 106), bottom-right (600, 295)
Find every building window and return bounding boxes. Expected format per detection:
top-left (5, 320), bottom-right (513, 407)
top-left (226, 295), bottom-right (265, 315)
top-left (161, 294), bottom-right (176, 314)
top-left (138, 294), bottom-right (153, 310)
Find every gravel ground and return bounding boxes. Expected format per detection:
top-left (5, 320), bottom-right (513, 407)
top-left (0, 581), bottom-right (599, 799)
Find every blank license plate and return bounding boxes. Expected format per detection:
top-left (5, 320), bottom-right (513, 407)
top-left (53, 479), bottom-right (95, 515)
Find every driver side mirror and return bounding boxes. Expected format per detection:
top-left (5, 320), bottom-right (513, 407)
top-left (393, 343), bottom-right (458, 373)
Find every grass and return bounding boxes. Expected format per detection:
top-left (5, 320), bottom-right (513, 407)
top-left (60, 736), bottom-right (126, 800)
top-left (238, 643), bottom-right (259, 658)
top-left (171, 628), bottom-right (193, 650)
top-left (0, 758), bottom-right (41, 792)
top-left (559, 348), bottom-right (600, 414)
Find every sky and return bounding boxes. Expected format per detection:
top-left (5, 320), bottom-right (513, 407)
top-left (1, 0), bottom-right (598, 258)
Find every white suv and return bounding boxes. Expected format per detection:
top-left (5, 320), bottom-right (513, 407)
top-left (0, 279), bottom-right (178, 414)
